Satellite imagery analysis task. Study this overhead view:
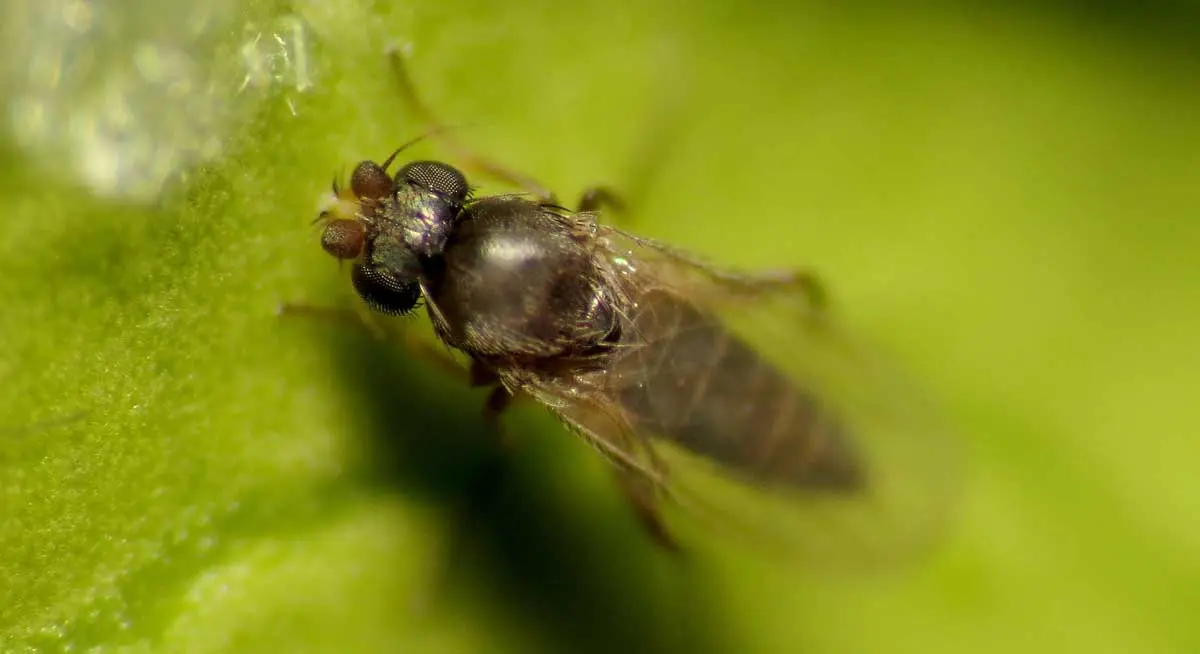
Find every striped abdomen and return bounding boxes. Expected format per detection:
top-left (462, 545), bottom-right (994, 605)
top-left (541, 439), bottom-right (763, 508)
top-left (609, 289), bottom-right (863, 492)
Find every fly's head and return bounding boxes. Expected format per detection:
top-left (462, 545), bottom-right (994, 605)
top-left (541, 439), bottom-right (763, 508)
top-left (315, 156), bottom-right (468, 315)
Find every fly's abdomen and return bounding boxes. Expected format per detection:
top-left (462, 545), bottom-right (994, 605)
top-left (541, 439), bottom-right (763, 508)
top-left (612, 290), bottom-right (863, 492)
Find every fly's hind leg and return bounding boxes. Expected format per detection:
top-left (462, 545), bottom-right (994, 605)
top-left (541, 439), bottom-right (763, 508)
top-left (699, 263), bottom-right (831, 319)
top-left (613, 468), bottom-right (684, 556)
top-left (412, 361), bottom-right (519, 613)
top-left (280, 304), bottom-right (520, 613)
top-left (577, 186), bottom-right (831, 317)
top-left (719, 268), bottom-right (830, 316)
top-left (616, 226), bottom-right (832, 318)
top-left (386, 46), bottom-right (557, 204)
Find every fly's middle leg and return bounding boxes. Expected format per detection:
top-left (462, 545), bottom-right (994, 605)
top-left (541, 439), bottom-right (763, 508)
top-left (576, 186), bottom-right (628, 214)
top-left (385, 46), bottom-right (556, 203)
top-left (468, 359), bottom-right (521, 449)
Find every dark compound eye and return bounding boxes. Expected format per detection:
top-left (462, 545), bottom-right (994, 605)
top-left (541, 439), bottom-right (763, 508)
top-left (349, 160), bottom-right (396, 201)
top-left (351, 264), bottom-right (421, 315)
top-left (321, 219), bottom-right (365, 260)
top-left (396, 161), bottom-right (469, 203)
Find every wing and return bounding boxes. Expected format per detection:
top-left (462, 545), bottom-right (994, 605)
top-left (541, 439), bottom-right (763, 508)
top-left (517, 222), bottom-right (961, 568)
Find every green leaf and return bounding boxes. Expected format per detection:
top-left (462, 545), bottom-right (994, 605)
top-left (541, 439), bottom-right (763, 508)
top-left (3, 1), bottom-right (1199, 652)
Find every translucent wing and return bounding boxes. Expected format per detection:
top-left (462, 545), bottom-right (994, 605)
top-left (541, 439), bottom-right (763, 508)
top-left (517, 221), bottom-right (960, 568)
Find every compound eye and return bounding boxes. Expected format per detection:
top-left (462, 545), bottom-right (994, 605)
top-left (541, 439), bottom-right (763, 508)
top-left (396, 161), bottom-right (469, 203)
top-left (351, 264), bottom-right (421, 315)
top-left (350, 160), bottom-right (395, 201)
top-left (321, 219), bottom-right (365, 260)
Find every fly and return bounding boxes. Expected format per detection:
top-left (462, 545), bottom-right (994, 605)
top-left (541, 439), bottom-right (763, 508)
top-left (303, 50), bottom-right (956, 564)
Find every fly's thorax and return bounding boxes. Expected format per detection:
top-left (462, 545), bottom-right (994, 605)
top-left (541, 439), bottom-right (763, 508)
top-left (425, 200), bottom-right (619, 359)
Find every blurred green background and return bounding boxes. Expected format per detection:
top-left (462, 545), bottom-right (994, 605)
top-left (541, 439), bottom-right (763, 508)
top-left (2, 0), bottom-right (1198, 652)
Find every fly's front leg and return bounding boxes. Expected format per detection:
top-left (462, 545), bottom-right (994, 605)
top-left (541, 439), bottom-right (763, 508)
top-left (278, 302), bottom-right (469, 379)
top-left (284, 301), bottom-right (516, 439)
top-left (278, 301), bottom-right (388, 340)
top-left (385, 46), bottom-right (556, 204)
